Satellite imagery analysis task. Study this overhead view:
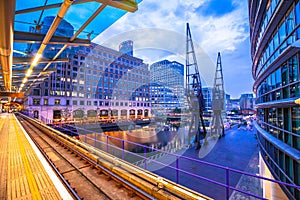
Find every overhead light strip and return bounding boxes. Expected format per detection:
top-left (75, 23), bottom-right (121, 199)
top-left (18, 0), bottom-right (73, 92)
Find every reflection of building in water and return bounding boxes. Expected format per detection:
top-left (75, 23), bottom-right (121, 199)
top-left (150, 60), bottom-right (186, 115)
top-left (75, 124), bottom-right (188, 164)
top-left (24, 18), bottom-right (150, 122)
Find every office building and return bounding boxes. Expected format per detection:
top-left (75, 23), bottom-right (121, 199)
top-left (119, 40), bottom-right (133, 56)
top-left (24, 17), bottom-right (150, 122)
top-left (239, 93), bottom-right (255, 110)
top-left (202, 87), bottom-right (213, 112)
top-left (150, 83), bottom-right (179, 116)
top-left (249, 1), bottom-right (300, 199)
top-left (150, 60), bottom-right (185, 114)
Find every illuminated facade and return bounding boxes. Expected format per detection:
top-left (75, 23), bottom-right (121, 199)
top-left (150, 83), bottom-right (179, 115)
top-left (26, 43), bottom-right (150, 122)
top-left (249, 1), bottom-right (300, 199)
top-left (150, 60), bottom-right (185, 113)
top-left (24, 17), bottom-right (150, 122)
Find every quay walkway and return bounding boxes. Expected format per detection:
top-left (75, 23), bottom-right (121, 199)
top-left (0, 113), bottom-right (71, 200)
top-left (138, 125), bottom-right (262, 200)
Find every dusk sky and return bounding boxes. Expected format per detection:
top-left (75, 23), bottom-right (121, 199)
top-left (94, 0), bottom-right (253, 99)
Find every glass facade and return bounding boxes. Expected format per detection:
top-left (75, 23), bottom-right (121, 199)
top-left (150, 60), bottom-right (185, 113)
top-left (150, 83), bottom-right (179, 115)
top-left (254, 1), bottom-right (300, 77)
top-left (256, 54), bottom-right (300, 104)
top-left (249, 1), bottom-right (300, 199)
top-left (26, 18), bottom-right (150, 121)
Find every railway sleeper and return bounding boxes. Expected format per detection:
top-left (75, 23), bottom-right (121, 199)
top-left (97, 169), bottom-right (103, 175)
top-left (17, 114), bottom-right (211, 200)
top-left (105, 175), bottom-right (112, 181)
top-left (128, 190), bottom-right (136, 198)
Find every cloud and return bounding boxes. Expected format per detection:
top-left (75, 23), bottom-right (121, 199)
top-left (93, 0), bottom-right (252, 94)
top-left (98, 28), bottom-right (215, 86)
top-left (94, 0), bottom-right (249, 54)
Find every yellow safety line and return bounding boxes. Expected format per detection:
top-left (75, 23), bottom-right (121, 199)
top-left (12, 117), bottom-right (42, 200)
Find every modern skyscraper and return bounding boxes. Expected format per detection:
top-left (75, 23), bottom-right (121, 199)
top-left (202, 87), bottom-right (213, 112)
top-left (150, 60), bottom-right (185, 114)
top-left (149, 83), bottom-right (179, 115)
top-left (119, 40), bottom-right (133, 56)
top-left (249, 1), bottom-right (300, 199)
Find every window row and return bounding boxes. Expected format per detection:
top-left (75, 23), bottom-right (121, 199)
top-left (255, 0), bottom-right (280, 54)
top-left (257, 107), bottom-right (300, 150)
top-left (72, 100), bottom-right (150, 107)
top-left (256, 4), bottom-right (297, 77)
top-left (258, 133), bottom-right (299, 199)
top-left (256, 54), bottom-right (299, 103)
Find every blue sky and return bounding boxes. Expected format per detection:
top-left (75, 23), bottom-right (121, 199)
top-left (94, 0), bottom-right (253, 99)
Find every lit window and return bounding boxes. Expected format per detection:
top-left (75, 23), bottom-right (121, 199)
top-left (54, 99), bottom-right (60, 105)
top-left (33, 98), bottom-right (40, 105)
top-left (44, 99), bottom-right (48, 105)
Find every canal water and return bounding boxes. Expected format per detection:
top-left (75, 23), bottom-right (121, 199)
top-left (72, 122), bottom-right (197, 163)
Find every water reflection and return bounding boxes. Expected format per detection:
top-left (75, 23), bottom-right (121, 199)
top-left (76, 123), bottom-right (195, 162)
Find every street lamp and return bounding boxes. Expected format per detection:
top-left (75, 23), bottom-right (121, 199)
top-left (295, 98), bottom-right (300, 105)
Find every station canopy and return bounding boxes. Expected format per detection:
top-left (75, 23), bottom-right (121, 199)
top-left (0, 0), bottom-right (140, 101)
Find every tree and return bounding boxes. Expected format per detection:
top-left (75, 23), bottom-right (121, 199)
top-left (61, 108), bottom-right (71, 122)
top-left (173, 107), bottom-right (181, 114)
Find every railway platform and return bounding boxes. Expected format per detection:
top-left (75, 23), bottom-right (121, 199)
top-left (0, 113), bottom-right (72, 200)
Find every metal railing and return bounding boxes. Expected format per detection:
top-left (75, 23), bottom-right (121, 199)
top-left (21, 113), bottom-right (300, 199)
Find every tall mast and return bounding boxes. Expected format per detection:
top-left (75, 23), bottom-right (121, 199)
top-left (185, 23), bottom-right (207, 149)
top-left (210, 52), bottom-right (225, 138)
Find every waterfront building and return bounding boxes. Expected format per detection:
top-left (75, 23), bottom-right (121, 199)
top-left (150, 83), bottom-right (179, 116)
top-left (202, 87), bottom-right (213, 112)
top-left (150, 60), bottom-right (185, 114)
top-left (24, 17), bottom-right (150, 123)
top-left (239, 93), bottom-right (255, 110)
top-left (249, 1), bottom-right (300, 199)
top-left (119, 40), bottom-right (133, 56)
top-left (226, 99), bottom-right (240, 113)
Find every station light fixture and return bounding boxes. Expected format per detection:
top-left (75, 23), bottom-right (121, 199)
top-left (295, 98), bottom-right (300, 105)
top-left (22, 77), bottom-right (27, 84)
top-left (31, 53), bottom-right (42, 67)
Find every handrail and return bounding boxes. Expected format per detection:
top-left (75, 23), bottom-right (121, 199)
top-left (17, 112), bottom-right (211, 200)
top-left (20, 112), bottom-right (300, 199)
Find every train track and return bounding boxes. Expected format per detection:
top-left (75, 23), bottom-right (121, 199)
top-left (16, 114), bottom-right (152, 200)
top-left (16, 113), bottom-right (211, 200)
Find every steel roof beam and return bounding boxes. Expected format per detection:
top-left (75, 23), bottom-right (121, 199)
top-left (40, 3), bottom-right (107, 73)
top-left (13, 56), bottom-right (68, 65)
top-left (12, 68), bottom-right (56, 74)
top-left (0, 92), bottom-right (24, 98)
top-left (19, 0), bottom-right (74, 92)
top-left (15, 0), bottom-right (137, 14)
top-left (0, 0), bottom-right (16, 92)
top-left (12, 76), bottom-right (49, 82)
top-left (12, 72), bottom-right (50, 78)
top-left (14, 31), bottom-right (90, 46)
top-left (15, 0), bottom-right (92, 14)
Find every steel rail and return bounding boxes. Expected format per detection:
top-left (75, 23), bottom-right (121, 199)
top-left (17, 112), bottom-right (211, 200)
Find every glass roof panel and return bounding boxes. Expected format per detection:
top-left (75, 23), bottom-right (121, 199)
top-left (75, 5), bottom-right (128, 40)
top-left (0, 0), bottom-right (141, 95)
top-left (16, 0), bottom-right (47, 10)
